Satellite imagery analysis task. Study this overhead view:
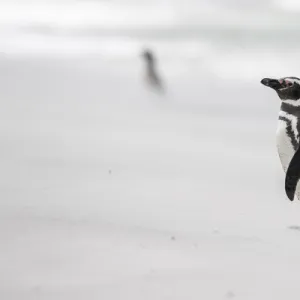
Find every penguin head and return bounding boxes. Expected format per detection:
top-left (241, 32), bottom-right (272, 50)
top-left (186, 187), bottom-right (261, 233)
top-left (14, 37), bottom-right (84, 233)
top-left (261, 77), bottom-right (300, 104)
top-left (142, 49), bottom-right (155, 65)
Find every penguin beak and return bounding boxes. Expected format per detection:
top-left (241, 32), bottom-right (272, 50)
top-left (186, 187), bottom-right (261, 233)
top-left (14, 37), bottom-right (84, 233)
top-left (261, 78), bottom-right (282, 90)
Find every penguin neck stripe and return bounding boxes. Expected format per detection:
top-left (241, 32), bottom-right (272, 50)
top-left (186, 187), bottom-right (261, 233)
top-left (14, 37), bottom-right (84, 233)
top-left (279, 110), bottom-right (299, 146)
top-left (282, 99), bottom-right (300, 107)
top-left (279, 115), bottom-right (299, 151)
top-left (281, 102), bottom-right (300, 115)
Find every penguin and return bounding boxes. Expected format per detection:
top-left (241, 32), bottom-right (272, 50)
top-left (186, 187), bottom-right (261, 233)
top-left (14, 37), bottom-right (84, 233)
top-left (261, 77), bottom-right (300, 201)
top-left (142, 49), bottom-right (164, 93)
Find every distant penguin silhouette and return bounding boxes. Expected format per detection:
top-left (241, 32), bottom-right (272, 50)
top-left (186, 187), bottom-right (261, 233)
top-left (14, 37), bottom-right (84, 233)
top-left (142, 49), bottom-right (164, 93)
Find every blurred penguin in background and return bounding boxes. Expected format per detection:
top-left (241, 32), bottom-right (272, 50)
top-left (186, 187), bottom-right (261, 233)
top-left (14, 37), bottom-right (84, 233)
top-left (142, 49), bottom-right (164, 93)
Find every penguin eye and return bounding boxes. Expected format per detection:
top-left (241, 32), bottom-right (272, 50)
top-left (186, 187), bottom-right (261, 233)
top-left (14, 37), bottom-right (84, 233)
top-left (286, 80), bottom-right (293, 87)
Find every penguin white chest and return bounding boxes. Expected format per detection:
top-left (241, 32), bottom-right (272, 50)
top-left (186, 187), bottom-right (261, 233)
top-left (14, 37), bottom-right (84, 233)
top-left (276, 112), bottom-right (299, 172)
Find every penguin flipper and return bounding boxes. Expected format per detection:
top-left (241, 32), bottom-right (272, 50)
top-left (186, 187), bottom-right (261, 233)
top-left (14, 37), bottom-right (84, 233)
top-left (285, 147), bottom-right (300, 201)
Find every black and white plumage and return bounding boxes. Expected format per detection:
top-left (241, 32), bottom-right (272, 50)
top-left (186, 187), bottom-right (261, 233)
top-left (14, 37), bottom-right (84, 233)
top-left (261, 77), bottom-right (300, 201)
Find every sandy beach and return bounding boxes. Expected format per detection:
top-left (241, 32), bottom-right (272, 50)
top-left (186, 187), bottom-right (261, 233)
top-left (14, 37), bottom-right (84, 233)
top-left (2, 0), bottom-right (300, 299)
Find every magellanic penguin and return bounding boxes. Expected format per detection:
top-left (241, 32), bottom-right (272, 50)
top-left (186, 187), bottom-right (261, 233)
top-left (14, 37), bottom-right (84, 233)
top-left (142, 49), bottom-right (164, 93)
top-left (261, 77), bottom-right (300, 201)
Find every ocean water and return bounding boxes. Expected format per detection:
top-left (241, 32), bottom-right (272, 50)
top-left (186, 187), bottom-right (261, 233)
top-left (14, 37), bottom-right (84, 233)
top-left (1, 0), bottom-right (300, 80)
